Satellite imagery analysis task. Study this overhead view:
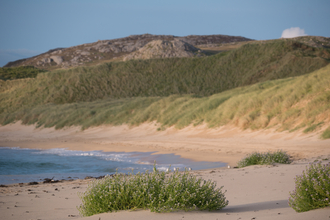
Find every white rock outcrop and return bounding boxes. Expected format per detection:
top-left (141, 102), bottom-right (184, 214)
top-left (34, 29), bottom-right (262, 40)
top-left (50, 56), bottom-right (63, 65)
top-left (123, 39), bottom-right (204, 61)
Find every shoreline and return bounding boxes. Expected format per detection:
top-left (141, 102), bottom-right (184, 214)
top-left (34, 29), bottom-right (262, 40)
top-left (0, 146), bottom-right (227, 185)
top-left (1, 122), bottom-right (330, 219)
top-left (1, 157), bottom-right (330, 220)
top-left (1, 122), bottom-right (330, 167)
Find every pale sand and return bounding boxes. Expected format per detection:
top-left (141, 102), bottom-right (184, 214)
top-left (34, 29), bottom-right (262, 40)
top-left (1, 122), bottom-right (330, 219)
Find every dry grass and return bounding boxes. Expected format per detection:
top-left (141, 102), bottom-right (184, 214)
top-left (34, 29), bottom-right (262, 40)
top-left (1, 39), bottom-right (329, 138)
top-left (1, 64), bottom-right (329, 138)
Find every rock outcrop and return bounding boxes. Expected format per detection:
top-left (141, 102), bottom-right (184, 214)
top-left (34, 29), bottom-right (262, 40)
top-left (36, 56), bottom-right (63, 65)
top-left (123, 40), bottom-right (204, 61)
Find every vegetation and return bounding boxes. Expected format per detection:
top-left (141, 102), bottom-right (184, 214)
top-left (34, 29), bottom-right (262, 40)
top-left (78, 166), bottom-right (228, 216)
top-left (0, 66), bottom-right (46, 80)
top-left (303, 122), bottom-right (324, 133)
top-left (321, 127), bottom-right (330, 139)
top-left (0, 63), bottom-right (329, 137)
top-left (288, 162), bottom-right (330, 212)
top-left (237, 151), bottom-right (291, 168)
top-left (0, 39), bottom-right (328, 107)
top-left (0, 39), bottom-right (329, 138)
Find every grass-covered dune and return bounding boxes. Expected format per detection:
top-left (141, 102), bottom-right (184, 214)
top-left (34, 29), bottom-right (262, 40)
top-left (1, 62), bottom-right (330, 138)
top-left (0, 38), bottom-right (329, 138)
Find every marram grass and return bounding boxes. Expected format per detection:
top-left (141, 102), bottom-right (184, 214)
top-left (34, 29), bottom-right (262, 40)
top-left (1, 63), bottom-right (329, 138)
top-left (321, 127), bottom-right (330, 139)
top-left (237, 150), bottom-right (291, 168)
top-left (78, 166), bottom-right (228, 216)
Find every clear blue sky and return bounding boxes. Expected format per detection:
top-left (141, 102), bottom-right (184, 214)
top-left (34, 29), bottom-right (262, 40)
top-left (0, 0), bottom-right (329, 67)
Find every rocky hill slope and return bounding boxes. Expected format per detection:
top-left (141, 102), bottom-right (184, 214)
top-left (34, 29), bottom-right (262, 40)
top-left (4, 34), bottom-right (252, 69)
top-left (123, 39), bottom-right (205, 61)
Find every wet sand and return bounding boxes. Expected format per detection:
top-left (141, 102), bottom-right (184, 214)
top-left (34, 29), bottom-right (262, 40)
top-left (1, 122), bottom-right (330, 166)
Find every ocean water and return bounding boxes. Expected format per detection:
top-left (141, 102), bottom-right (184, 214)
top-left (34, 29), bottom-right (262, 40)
top-left (0, 147), bottom-right (226, 185)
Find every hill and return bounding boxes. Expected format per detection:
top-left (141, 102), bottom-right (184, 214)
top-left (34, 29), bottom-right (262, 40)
top-left (1, 38), bottom-right (329, 107)
top-left (4, 34), bottom-right (252, 70)
top-left (1, 36), bottom-right (330, 139)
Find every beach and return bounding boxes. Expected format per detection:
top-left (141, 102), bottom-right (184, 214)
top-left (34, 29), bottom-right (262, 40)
top-left (1, 122), bottom-right (330, 219)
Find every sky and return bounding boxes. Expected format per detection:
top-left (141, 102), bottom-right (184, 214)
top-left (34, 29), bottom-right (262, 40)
top-left (0, 0), bottom-right (329, 67)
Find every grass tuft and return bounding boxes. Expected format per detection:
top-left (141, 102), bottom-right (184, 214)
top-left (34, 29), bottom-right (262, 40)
top-left (237, 151), bottom-right (291, 168)
top-left (321, 127), bottom-right (330, 139)
top-left (303, 122), bottom-right (324, 133)
top-left (78, 165), bottom-right (228, 216)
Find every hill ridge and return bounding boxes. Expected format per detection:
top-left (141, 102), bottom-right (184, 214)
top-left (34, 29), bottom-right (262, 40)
top-left (4, 34), bottom-right (252, 69)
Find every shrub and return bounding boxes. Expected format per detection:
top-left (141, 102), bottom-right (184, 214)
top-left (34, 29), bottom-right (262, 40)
top-left (78, 165), bottom-right (228, 216)
top-left (288, 162), bottom-right (330, 212)
top-left (237, 150), bottom-right (291, 168)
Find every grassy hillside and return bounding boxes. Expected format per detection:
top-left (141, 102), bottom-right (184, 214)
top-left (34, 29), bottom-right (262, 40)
top-left (1, 64), bottom-right (329, 138)
top-left (0, 38), bottom-right (329, 138)
top-left (0, 39), bottom-right (329, 111)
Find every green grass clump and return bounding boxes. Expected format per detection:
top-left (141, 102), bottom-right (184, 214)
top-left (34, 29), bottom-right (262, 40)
top-left (0, 66), bottom-right (46, 80)
top-left (321, 127), bottom-right (330, 139)
top-left (303, 122), bottom-right (324, 133)
top-left (288, 162), bottom-right (330, 212)
top-left (237, 151), bottom-right (291, 168)
top-left (78, 166), bottom-right (228, 216)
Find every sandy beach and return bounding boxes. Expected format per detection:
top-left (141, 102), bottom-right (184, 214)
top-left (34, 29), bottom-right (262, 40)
top-left (1, 122), bottom-right (330, 219)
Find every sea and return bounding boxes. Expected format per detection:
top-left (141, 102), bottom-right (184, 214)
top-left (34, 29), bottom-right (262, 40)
top-left (0, 147), bottom-right (226, 185)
